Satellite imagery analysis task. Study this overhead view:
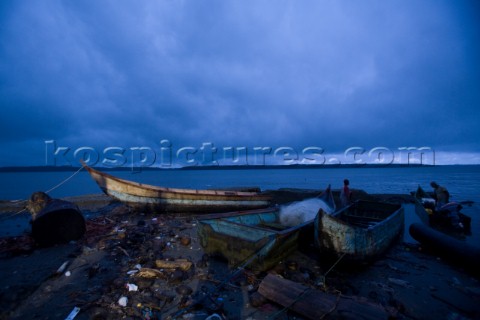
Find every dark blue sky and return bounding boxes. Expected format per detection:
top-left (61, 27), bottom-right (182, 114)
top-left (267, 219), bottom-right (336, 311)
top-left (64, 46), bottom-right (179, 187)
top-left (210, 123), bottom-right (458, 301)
top-left (1, 1), bottom-right (479, 166)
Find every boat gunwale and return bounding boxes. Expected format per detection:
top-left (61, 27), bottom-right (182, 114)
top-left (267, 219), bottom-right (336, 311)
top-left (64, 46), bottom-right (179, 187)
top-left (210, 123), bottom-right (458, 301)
top-left (196, 207), bottom-right (277, 220)
top-left (198, 208), bottom-right (313, 236)
top-left (82, 163), bottom-right (270, 199)
top-left (413, 187), bottom-right (431, 224)
top-left (324, 200), bottom-right (403, 231)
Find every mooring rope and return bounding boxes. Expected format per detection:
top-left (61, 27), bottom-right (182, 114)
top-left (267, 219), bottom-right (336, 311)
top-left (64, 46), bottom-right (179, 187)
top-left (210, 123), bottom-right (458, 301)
top-left (45, 165), bottom-right (84, 194)
top-left (316, 251), bottom-right (347, 290)
top-left (6, 206), bottom-right (28, 218)
top-left (0, 166), bottom-right (85, 220)
top-left (323, 252), bottom-right (347, 279)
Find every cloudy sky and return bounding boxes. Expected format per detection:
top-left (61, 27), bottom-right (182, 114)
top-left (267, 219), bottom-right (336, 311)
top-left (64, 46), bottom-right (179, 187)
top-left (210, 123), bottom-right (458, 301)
top-left (1, 1), bottom-right (479, 166)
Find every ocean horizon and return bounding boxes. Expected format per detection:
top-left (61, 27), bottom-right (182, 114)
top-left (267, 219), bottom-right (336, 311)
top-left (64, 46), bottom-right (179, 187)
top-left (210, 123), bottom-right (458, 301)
top-left (1, 164), bottom-right (479, 200)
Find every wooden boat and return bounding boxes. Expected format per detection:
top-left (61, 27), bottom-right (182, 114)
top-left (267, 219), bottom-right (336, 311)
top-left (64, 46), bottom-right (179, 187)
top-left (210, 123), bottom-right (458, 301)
top-left (197, 187), bottom-right (335, 271)
top-left (82, 163), bottom-right (271, 213)
top-left (413, 186), bottom-right (471, 234)
top-left (314, 200), bottom-right (404, 260)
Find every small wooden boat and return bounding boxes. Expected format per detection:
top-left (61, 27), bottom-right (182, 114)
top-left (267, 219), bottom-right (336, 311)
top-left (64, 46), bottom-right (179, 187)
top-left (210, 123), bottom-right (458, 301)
top-left (197, 187), bottom-right (335, 271)
top-left (413, 186), bottom-right (471, 234)
top-left (314, 200), bottom-right (404, 260)
top-left (82, 163), bottom-right (271, 213)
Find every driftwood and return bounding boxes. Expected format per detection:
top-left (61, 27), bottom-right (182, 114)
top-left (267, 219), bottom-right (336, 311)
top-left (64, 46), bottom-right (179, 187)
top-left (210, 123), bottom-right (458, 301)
top-left (258, 274), bottom-right (390, 320)
top-left (155, 259), bottom-right (192, 271)
top-left (137, 268), bottom-right (165, 279)
top-left (137, 259), bottom-right (193, 279)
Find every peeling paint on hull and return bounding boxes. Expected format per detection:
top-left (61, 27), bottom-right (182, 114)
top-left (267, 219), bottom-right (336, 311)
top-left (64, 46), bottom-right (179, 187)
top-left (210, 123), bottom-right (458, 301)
top-left (197, 208), bottom-right (312, 271)
top-left (82, 163), bottom-right (271, 213)
top-left (315, 200), bottom-right (404, 261)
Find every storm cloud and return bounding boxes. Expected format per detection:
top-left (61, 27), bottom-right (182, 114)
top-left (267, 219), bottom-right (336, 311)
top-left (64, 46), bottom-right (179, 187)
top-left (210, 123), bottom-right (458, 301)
top-left (1, 1), bottom-right (479, 165)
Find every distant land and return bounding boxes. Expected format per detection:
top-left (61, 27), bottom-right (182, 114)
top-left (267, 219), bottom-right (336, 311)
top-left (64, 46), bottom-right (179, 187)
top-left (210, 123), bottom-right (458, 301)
top-left (0, 163), bottom-right (463, 173)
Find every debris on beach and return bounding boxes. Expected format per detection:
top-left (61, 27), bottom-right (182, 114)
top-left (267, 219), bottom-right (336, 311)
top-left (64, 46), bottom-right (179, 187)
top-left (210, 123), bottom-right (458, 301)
top-left (0, 234), bottom-right (35, 256)
top-left (1, 191), bottom-right (479, 320)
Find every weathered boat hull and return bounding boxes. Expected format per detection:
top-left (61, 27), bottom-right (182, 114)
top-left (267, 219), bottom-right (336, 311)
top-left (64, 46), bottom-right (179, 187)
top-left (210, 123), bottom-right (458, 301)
top-left (83, 163), bottom-right (271, 213)
top-left (314, 201), bottom-right (404, 260)
top-left (197, 207), bottom-right (312, 271)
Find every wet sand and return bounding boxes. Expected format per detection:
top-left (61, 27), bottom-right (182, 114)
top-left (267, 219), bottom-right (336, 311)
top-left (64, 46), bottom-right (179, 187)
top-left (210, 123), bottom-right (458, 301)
top-left (0, 191), bottom-right (479, 319)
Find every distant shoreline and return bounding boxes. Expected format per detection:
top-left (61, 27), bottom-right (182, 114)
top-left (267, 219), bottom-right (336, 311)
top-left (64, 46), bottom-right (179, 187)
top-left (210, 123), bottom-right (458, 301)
top-left (1, 163), bottom-right (478, 173)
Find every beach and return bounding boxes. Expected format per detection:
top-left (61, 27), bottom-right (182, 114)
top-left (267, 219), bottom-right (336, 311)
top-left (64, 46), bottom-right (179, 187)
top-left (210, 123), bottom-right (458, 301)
top-left (1, 190), bottom-right (479, 320)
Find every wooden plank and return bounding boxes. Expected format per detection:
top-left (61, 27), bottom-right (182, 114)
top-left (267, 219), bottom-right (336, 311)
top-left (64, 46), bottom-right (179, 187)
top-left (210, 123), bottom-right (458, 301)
top-left (155, 259), bottom-right (192, 271)
top-left (258, 274), bottom-right (390, 320)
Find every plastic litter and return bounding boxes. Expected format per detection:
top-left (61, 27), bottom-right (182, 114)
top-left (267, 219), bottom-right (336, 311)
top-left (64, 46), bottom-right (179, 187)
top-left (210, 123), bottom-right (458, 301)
top-left (64, 306), bottom-right (80, 320)
top-left (181, 312), bottom-right (209, 319)
top-left (118, 296), bottom-right (128, 307)
top-left (205, 314), bottom-right (222, 320)
top-left (126, 283), bottom-right (138, 291)
top-left (56, 261), bottom-right (70, 275)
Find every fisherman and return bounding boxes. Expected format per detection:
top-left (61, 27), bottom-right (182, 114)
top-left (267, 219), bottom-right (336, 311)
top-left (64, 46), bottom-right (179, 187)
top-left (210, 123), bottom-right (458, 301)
top-left (430, 181), bottom-right (450, 210)
top-left (340, 179), bottom-right (352, 208)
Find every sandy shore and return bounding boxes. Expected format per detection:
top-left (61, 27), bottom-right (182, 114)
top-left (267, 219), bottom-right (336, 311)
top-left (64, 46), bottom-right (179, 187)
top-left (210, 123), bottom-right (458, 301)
top-left (0, 190), bottom-right (479, 319)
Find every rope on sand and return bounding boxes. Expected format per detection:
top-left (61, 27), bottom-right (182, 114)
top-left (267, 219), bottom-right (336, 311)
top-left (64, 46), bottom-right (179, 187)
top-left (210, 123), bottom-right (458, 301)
top-left (315, 251), bottom-right (347, 292)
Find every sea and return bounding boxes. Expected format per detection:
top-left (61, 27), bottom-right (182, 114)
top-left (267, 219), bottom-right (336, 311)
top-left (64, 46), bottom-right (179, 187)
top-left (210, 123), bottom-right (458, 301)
top-left (1, 165), bottom-right (479, 246)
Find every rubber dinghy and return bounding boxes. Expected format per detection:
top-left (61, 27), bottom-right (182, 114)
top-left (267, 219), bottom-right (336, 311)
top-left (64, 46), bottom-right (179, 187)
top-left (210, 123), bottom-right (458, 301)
top-left (409, 222), bottom-right (480, 275)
